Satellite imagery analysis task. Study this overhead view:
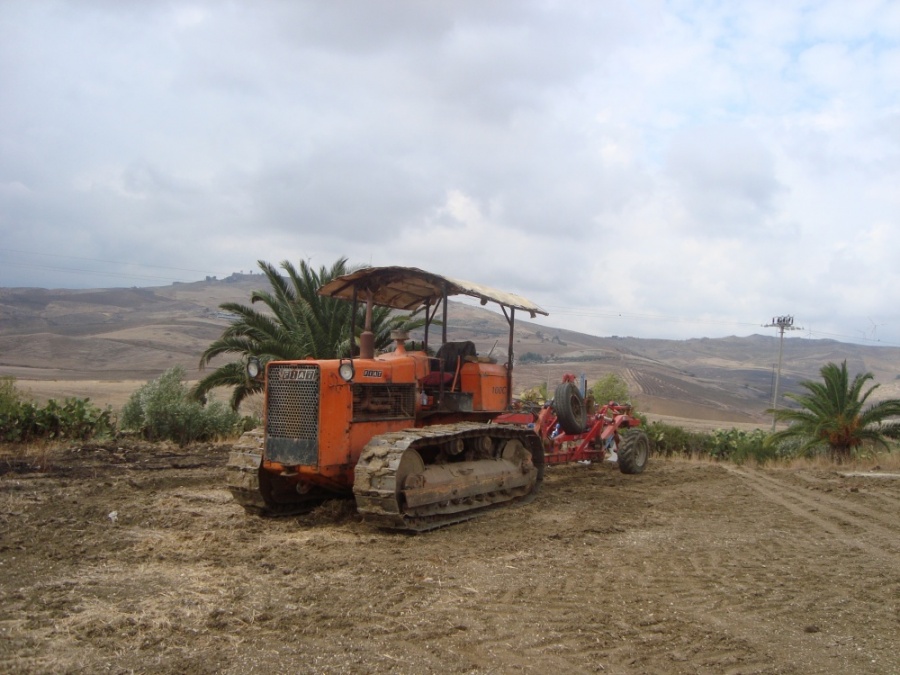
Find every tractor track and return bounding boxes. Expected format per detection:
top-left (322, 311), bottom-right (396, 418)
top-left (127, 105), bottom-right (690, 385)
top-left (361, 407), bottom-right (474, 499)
top-left (353, 422), bottom-right (544, 532)
top-left (724, 465), bottom-right (900, 567)
top-left (618, 463), bottom-right (900, 673)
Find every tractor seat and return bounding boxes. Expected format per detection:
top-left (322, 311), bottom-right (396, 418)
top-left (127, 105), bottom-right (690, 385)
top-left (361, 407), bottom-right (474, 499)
top-left (435, 341), bottom-right (476, 367)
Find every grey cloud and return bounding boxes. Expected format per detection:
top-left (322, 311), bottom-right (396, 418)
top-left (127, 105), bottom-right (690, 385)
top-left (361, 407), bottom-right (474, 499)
top-left (245, 150), bottom-right (443, 240)
top-left (665, 125), bottom-right (785, 235)
top-left (2, 1), bottom-right (899, 343)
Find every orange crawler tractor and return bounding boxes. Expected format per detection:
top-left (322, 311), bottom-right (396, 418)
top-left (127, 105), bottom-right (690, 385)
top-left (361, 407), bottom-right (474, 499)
top-left (226, 266), bottom-right (647, 531)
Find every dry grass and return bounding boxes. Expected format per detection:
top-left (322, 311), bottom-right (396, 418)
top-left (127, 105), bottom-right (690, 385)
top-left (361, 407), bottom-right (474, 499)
top-left (648, 442), bottom-right (900, 472)
top-left (784, 449), bottom-right (900, 472)
top-left (0, 441), bottom-right (64, 473)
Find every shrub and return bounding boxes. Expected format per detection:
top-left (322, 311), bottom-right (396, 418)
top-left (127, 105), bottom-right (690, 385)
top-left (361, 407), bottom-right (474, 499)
top-left (591, 373), bottom-right (630, 406)
top-left (519, 383), bottom-right (548, 405)
top-left (708, 428), bottom-right (776, 464)
top-left (646, 422), bottom-right (798, 464)
top-left (0, 376), bottom-right (113, 442)
top-left (0, 376), bottom-right (18, 414)
top-left (122, 367), bottom-right (241, 445)
top-left (0, 377), bottom-right (22, 440)
top-left (239, 415), bottom-right (261, 433)
top-left (646, 421), bottom-right (713, 458)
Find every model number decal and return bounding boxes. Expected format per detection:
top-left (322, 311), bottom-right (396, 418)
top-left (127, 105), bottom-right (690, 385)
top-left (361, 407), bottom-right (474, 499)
top-left (363, 369), bottom-right (383, 378)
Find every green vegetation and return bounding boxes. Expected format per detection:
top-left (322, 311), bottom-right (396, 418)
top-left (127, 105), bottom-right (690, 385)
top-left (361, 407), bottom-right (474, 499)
top-left (518, 373), bottom-right (633, 410)
top-left (519, 382), bottom-right (549, 406)
top-left (646, 421), bottom-right (712, 458)
top-left (591, 372), bottom-right (630, 405)
top-left (767, 360), bottom-right (900, 462)
top-left (192, 257), bottom-right (425, 409)
top-left (0, 376), bottom-right (113, 442)
top-left (603, 361), bottom-right (899, 465)
top-left (647, 422), bottom-right (779, 464)
top-left (122, 367), bottom-right (241, 445)
top-left (645, 418), bottom-right (897, 465)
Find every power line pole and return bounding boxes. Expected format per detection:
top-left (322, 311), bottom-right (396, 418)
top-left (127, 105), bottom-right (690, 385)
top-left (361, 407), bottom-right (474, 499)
top-left (764, 315), bottom-right (802, 432)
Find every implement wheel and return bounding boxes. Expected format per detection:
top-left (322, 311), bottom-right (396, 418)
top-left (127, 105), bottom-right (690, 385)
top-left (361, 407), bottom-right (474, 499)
top-left (554, 381), bottom-right (586, 434)
top-left (618, 430), bottom-right (649, 474)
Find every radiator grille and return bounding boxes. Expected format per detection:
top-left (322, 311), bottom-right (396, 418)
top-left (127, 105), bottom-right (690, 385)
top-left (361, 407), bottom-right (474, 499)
top-left (265, 363), bottom-right (319, 465)
top-left (352, 384), bottom-right (416, 421)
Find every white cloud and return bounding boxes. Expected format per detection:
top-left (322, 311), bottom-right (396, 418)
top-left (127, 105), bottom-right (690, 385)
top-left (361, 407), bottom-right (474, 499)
top-left (1, 0), bottom-right (898, 345)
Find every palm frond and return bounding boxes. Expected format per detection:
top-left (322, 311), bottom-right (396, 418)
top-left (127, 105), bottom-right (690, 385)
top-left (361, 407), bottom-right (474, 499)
top-left (194, 256), bottom-right (423, 410)
top-left (766, 360), bottom-right (900, 461)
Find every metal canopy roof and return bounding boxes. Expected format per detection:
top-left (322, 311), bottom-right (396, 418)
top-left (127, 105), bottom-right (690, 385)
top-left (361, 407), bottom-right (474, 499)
top-left (317, 266), bottom-right (548, 318)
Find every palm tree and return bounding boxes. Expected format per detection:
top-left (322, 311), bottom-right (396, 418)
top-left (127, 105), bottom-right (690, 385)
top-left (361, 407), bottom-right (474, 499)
top-left (192, 257), bottom-right (423, 409)
top-left (767, 360), bottom-right (900, 462)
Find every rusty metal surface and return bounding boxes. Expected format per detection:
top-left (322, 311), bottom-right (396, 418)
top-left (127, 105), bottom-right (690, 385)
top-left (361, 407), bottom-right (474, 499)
top-left (225, 430), bottom-right (268, 514)
top-left (225, 429), bottom-right (329, 516)
top-left (353, 422), bottom-right (545, 532)
top-left (227, 424), bottom-right (545, 527)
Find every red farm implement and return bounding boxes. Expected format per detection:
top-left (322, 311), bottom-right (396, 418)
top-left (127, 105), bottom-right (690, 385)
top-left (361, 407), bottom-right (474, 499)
top-left (497, 374), bottom-right (650, 473)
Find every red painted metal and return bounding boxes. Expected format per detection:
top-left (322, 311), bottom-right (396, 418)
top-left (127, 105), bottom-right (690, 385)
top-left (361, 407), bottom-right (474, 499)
top-left (495, 381), bottom-right (641, 466)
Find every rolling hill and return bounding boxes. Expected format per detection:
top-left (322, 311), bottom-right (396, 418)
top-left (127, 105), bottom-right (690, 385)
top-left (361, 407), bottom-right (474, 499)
top-left (1, 275), bottom-right (898, 426)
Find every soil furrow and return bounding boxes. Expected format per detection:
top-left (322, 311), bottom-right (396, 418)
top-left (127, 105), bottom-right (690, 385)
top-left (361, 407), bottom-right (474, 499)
top-left (726, 466), bottom-right (900, 566)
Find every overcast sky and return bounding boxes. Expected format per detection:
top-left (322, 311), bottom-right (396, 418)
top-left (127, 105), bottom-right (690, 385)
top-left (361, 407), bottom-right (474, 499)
top-left (2, 1), bottom-right (899, 345)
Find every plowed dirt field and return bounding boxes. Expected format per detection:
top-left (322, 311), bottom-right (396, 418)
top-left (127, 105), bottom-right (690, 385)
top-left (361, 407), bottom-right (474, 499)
top-left (1, 443), bottom-right (898, 674)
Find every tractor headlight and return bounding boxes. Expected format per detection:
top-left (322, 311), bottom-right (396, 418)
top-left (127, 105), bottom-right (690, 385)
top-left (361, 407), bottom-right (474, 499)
top-left (338, 360), bottom-right (355, 382)
top-left (247, 357), bottom-right (262, 379)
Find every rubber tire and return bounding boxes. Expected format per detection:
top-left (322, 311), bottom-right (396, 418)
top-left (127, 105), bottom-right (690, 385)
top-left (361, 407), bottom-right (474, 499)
top-left (618, 430), bottom-right (649, 474)
top-left (554, 381), bottom-right (586, 435)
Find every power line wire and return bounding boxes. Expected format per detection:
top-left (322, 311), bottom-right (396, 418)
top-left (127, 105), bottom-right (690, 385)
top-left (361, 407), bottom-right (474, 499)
top-left (544, 305), bottom-right (763, 329)
top-left (541, 305), bottom-right (900, 347)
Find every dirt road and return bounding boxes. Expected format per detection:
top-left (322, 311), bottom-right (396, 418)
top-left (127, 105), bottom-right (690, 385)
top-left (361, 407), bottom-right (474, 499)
top-left (1, 443), bottom-right (898, 674)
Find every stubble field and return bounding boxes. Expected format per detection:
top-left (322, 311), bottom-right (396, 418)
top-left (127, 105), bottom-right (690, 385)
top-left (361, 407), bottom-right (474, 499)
top-left (1, 441), bottom-right (898, 674)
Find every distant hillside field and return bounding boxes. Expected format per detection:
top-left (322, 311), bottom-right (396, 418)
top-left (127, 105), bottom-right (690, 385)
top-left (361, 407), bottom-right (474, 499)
top-left (2, 276), bottom-right (898, 425)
